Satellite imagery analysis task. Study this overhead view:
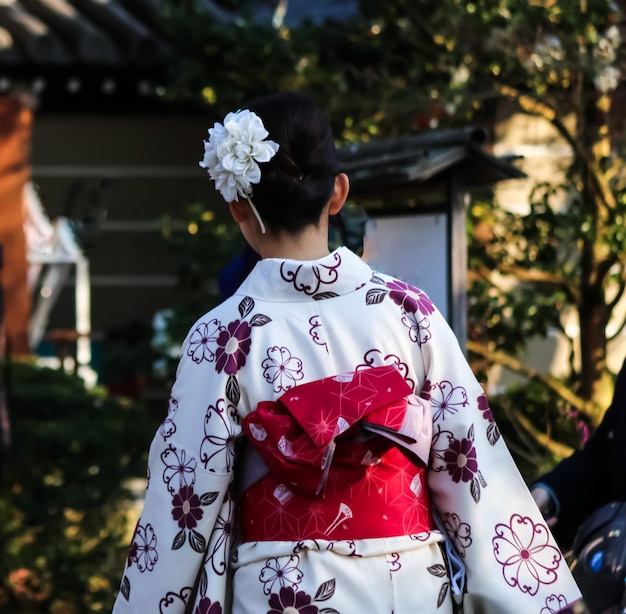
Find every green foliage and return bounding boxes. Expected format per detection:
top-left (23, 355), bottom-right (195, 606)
top-left (161, 203), bottom-right (246, 339)
top-left (489, 377), bottom-right (591, 481)
top-left (0, 362), bottom-right (157, 612)
top-left (467, 187), bottom-right (576, 358)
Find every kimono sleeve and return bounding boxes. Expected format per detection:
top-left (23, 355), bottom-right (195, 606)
top-left (112, 316), bottom-right (243, 614)
top-left (420, 307), bottom-right (582, 613)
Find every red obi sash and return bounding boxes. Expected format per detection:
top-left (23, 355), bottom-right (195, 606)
top-left (240, 366), bottom-right (434, 542)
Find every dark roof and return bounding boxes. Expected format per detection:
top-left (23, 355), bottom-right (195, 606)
top-left (0, 0), bottom-right (358, 68)
top-left (339, 126), bottom-right (527, 198)
top-left (0, 0), bottom-right (359, 108)
top-left (0, 0), bottom-right (172, 67)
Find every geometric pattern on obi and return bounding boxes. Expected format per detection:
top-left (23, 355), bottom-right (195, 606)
top-left (240, 366), bottom-right (435, 541)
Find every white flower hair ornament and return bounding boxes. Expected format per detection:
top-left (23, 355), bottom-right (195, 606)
top-left (199, 109), bottom-right (279, 234)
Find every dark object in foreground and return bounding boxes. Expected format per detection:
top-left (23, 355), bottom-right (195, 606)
top-left (571, 502), bottom-right (626, 613)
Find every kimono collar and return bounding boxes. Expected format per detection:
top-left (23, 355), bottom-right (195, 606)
top-left (236, 246), bottom-right (373, 302)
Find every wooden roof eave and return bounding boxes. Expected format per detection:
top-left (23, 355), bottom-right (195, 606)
top-left (344, 140), bottom-right (527, 200)
top-left (0, 0), bottom-right (69, 62)
top-left (19, 0), bottom-right (121, 63)
top-left (0, 25), bottom-right (23, 61)
top-left (71, 0), bottom-right (169, 63)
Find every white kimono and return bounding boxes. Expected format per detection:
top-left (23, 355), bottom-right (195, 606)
top-left (112, 246), bottom-right (581, 614)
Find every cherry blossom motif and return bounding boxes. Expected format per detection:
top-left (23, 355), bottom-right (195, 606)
top-left (493, 514), bottom-right (562, 596)
top-left (201, 399), bottom-right (238, 472)
top-left (215, 319), bottom-right (252, 374)
top-left (159, 397), bottom-right (178, 440)
top-left (134, 522), bottom-right (158, 572)
top-left (540, 594), bottom-right (569, 614)
top-left (267, 587), bottom-right (320, 614)
top-left (262, 346), bottom-right (304, 393)
top-left (161, 445), bottom-right (197, 494)
top-left (195, 597), bottom-right (223, 614)
top-left (206, 496), bottom-right (234, 575)
top-left (431, 381), bottom-right (469, 422)
top-left (429, 427), bottom-right (455, 473)
top-left (442, 512), bottom-right (473, 556)
top-left (443, 437), bottom-right (478, 483)
top-left (171, 485), bottom-right (204, 530)
top-left (259, 555), bottom-right (303, 595)
top-left (401, 311), bottom-right (432, 346)
top-left (187, 319), bottom-right (223, 364)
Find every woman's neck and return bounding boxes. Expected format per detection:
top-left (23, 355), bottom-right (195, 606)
top-left (256, 220), bottom-right (331, 261)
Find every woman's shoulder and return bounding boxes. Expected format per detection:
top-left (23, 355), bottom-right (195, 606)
top-left (181, 297), bottom-right (244, 342)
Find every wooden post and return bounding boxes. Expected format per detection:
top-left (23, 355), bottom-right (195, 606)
top-left (0, 96), bottom-right (32, 357)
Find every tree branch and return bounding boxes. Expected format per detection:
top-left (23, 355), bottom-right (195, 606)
top-left (509, 408), bottom-right (575, 460)
top-left (466, 340), bottom-right (599, 416)
top-left (493, 84), bottom-right (577, 152)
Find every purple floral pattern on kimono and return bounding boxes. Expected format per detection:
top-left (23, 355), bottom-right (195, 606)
top-left (262, 346), bottom-right (305, 393)
top-left (492, 514), bottom-right (562, 595)
top-left (206, 494), bottom-right (234, 575)
top-left (161, 445), bottom-right (196, 494)
top-left (215, 319), bottom-right (252, 374)
top-left (187, 319), bottom-right (224, 364)
top-left (478, 392), bottom-right (501, 446)
top-left (267, 587), bottom-right (320, 614)
top-left (432, 425), bottom-right (487, 503)
top-left (442, 512), bottom-right (473, 557)
top-left (444, 437), bottom-right (478, 483)
top-left (541, 594), bottom-right (569, 613)
top-left (201, 399), bottom-right (238, 472)
top-left (159, 397), bottom-right (178, 440)
top-left (401, 310), bottom-right (432, 346)
top-left (172, 485), bottom-right (204, 529)
top-left (259, 555), bottom-right (303, 595)
top-left (195, 597), bottom-right (222, 614)
top-left (430, 381), bottom-right (469, 422)
top-left (267, 579), bottom-right (340, 614)
top-left (386, 280), bottom-right (434, 315)
top-left (366, 275), bottom-right (435, 344)
top-left (131, 522), bottom-right (158, 572)
top-left (168, 483), bottom-right (220, 555)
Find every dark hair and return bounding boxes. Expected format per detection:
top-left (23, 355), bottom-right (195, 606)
top-left (244, 92), bottom-right (341, 233)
